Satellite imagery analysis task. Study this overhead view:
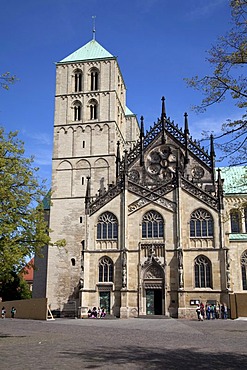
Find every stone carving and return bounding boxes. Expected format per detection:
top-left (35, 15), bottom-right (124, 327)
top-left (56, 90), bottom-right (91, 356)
top-left (177, 247), bottom-right (184, 289)
top-left (122, 251), bottom-right (127, 288)
top-left (191, 165), bottom-right (205, 180)
top-left (145, 265), bottom-right (163, 279)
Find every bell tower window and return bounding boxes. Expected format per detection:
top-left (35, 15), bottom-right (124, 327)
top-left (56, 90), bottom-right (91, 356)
top-left (74, 69), bottom-right (82, 92)
top-left (90, 69), bottom-right (99, 91)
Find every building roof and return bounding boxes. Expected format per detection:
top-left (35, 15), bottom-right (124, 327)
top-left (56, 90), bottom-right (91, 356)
top-left (125, 106), bottom-right (135, 116)
top-left (220, 166), bottom-right (247, 194)
top-left (58, 39), bottom-right (115, 63)
top-left (21, 258), bottom-right (34, 282)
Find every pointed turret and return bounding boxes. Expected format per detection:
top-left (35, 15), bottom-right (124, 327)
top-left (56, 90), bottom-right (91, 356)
top-left (161, 96), bottom-right (166, 144)
top-left (116, 141), bottom-right (120, 179)
top-left (85, 176), bottom-right (91, 214)
top-left (210, 134), bottom-right (216, 186)
top-left (184, 112), bottom-right (190, 166)
top-left (140, 116), bottom-right (144, 166)
top-left (217, 168), bottom-right (224, 210)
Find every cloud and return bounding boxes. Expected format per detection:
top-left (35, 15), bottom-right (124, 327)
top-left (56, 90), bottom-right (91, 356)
top-left (22, 130), bottom-right (52, 146)
top-left (186, 0), bottom-right (226, 19)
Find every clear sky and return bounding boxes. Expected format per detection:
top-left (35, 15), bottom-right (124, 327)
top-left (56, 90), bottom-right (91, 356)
top-left (1, 0), bottom-right (238, 188)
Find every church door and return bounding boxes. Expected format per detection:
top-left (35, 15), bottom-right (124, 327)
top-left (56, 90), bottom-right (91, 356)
top-left (146, 289), bottom-right (163, 315)
top-left (99, 291), bottom-right (110, 313)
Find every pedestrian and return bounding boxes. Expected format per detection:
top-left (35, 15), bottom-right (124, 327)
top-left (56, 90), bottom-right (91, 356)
top-left (11, 307), bottom-right (16, 318)
top-left (206, 304), bottom-right (211, 320)
top-left (211, 304), bottom-right (215, 319)
top-left (221, 303), bottom-right (225, 319)
top-left (1, 306), bottom-right (6, 319)
top-left (224, 304), bottom-right (228, 319)
top-left (196, 304), bottom-right (201, 321)
top-left (200, 302), bottom-right (205, 320)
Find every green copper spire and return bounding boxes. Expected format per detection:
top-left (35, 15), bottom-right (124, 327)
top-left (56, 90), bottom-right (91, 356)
top-left (58, 39), bottom-right (114, 63)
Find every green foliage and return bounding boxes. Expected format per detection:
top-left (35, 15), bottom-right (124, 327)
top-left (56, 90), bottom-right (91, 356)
top-left (185, 0), bottom-right (247, 165)
top-left (0, 127), bottom-right (51, 282)
top-left (0, 272), bottom-right (32, 301)
top-left (0, 72), bottom-right (18, 90)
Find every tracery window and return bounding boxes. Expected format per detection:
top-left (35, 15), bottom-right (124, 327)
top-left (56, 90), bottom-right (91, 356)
top-left (190, 209), bottom-right (213, 237)
top-left (90, 69), bottom-right (99, 91)
top-left (98, 256), bottom-right (113, 282)
top-left (194, 255), bottom-right (212, 288)
top-left (241, 250), bottom-right (247, 290)
top-left (230, 210), bottom-right (241, 233)
top-left (74, 69), bottom-right (82, 92)
top-left (97, 212), bottom-right (118, 240)
top-left (89, 99), bottom-right (98, 120)
top-left (73, 101), bottom-right (82, 121)
top-left (142, 211), bottom-right (164, 239)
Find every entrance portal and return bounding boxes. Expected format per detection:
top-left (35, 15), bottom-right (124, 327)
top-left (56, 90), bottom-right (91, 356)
top-left (146, 289), bottom-right (163, 315)
top-left (99, 291), bottom-right (110, 313)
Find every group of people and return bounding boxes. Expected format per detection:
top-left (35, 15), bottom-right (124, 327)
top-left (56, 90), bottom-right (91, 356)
top-left (1, 306), bottom-right (16, 319)
top-left (87, 306), bottom-right (106, 318)
top-left (196, 302), bottom-right (228, 321)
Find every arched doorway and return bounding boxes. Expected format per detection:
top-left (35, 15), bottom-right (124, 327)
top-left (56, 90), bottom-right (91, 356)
top-left (143, 263), bottom-right (164, 315)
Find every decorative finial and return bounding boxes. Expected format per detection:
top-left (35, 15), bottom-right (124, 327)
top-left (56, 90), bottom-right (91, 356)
top-left (92, 16), bottom-right (96, 40)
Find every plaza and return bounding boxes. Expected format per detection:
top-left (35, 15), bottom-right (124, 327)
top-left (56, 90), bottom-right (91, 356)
top-left (1, 317), bottom-right (247, 369)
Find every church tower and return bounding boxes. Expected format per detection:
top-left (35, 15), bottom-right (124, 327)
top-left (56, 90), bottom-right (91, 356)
top-left (38, 38), bottom-right (139, 310)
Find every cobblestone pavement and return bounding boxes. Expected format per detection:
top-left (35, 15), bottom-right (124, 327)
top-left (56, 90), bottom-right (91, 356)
top-left (0, 317), bottom-right (247, 369)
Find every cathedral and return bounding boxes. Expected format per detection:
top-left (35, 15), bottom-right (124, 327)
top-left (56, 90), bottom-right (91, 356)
top-left (33, 37), bottom-right (247, 319)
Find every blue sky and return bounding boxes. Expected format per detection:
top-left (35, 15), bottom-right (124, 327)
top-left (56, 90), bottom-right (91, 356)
top-left (1, 0), bottom-right (238, 188)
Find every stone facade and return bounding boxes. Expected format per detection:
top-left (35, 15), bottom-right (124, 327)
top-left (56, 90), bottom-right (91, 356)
top-left (33, 39), bottom-right (247, 318)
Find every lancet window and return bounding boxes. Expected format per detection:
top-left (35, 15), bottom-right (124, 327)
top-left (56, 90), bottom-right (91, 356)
top-left (73, 101), bottom-right (82, 121)
top-left (74, 69), bottom-right (82, 92)
top-left (230, 210), bottom-right (241, 233)
top-left (194, 255), bottom-right (212, 288)
top-left (98, 256), bottom-right (113, 282)
top-left (90, 68), bottom-right (99, 91)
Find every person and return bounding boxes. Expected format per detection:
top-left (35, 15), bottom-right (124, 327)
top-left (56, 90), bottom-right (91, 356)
top-left (1, 306), bottom-right (6, 319)
top-left (91, 307), bottom-right (97, 318)
top-left (200, 302), bottom-right (205, 320)
top-left (196, 304), bottom-right (201, 321)
top-left (221, 303), bottom-right (225, 319)
top-left (97, 307), bottom-right (102, 318)
top-left (211, 304), bottom-right (215, 319)
top-left (206, 304), bottom-right (211, 320)
top-left (224, 304), bottom-right (228, 319)
top-left (11, 307), bottom-right (16, 318)
top-left (87, 308), bottom-right (92, 318)
top-left (101, 308), bottom-right (106, 318)
top-left (215, 303), bottom-right (220, 319)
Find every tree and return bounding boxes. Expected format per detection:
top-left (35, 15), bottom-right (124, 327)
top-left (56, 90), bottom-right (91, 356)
top-left (186, 0), bottom-right (247, 165)
top-left (0, 128), bottom-right (51, 283)
top-left (0, 272), bottom-right (32, 301)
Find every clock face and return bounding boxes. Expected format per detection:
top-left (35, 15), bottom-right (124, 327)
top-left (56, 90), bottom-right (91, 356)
top-left (191, 166), bottom-right (204, 179)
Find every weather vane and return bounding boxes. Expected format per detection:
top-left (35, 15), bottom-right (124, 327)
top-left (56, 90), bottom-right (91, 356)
top-left (92, 16), bottom-right (96, 40)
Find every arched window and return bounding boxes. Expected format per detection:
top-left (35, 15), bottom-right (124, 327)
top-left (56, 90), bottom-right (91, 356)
top-left (74, 69), bottom-right (82, 92)
top-left (142, 211), bottom-right (164, 238)
top-left (90, 69), bottom-right (99, 90)
top-left (73, 101), bottom-right (82, 121)
top-left (230, 210), bottom-right (241, 233)
top-left (244, 206), bottom-right (247, 233)
top-left (194, 255), bottom-right (212, 288)
top-left (89, 99), bottom-right (98, 120)
top-left (97, 212), bottom-right (118, 240)
top-left (241, 250), bottom-right (247, 290)
top-left (98, 256), bottom-right (113, 282)
top-left (190, 209), bottom-right (213, 237)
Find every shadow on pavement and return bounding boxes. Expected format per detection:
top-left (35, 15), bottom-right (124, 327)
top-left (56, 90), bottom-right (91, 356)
top-left (60, 346), bottom-right (247, 369)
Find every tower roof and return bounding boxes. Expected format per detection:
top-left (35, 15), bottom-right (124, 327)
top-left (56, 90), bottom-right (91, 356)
top-left (58, 39), bottom-right (115, 63)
